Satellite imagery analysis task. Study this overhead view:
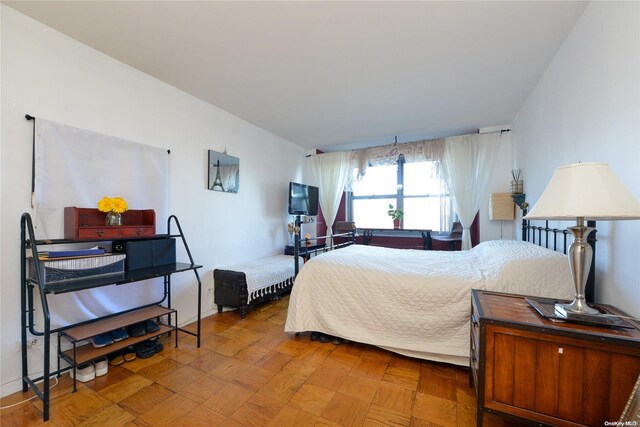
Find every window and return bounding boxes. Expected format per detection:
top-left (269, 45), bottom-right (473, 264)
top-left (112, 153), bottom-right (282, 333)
top-left (349, 155), bottom-right (453, 232)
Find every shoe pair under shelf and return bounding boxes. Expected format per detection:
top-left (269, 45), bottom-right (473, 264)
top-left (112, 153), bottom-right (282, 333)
top-left (90, 327), bottom-right (128, 348)
top-left (134, 339), bottom-right (163, 359)
top-left (90, 320), bottom-right (160, 348)
top-left (108, 347), bottom-right (137, 366)
top-left (127, 320), bottom-right (161, 338)
top-left (69, 357), bottom-right (108, 383)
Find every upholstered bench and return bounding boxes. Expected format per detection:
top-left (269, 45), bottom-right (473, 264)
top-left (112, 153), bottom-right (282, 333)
top-left (213, 255), bottom-right (297, 318)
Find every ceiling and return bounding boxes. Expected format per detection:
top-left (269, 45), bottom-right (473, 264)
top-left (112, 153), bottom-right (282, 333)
top-left (5, 1), bottom-right (587, 151)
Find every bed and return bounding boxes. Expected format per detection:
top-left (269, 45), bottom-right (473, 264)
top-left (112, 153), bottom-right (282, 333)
top-left (284, 239), bottom-right (577, 366)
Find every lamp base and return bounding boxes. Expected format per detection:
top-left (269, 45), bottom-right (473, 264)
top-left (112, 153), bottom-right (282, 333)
top-left (558, 298), bottom-right (599, 315)
top-left (565, 220), bottom-right (598, 315)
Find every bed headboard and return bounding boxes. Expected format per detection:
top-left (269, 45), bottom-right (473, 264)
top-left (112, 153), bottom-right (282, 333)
top-left (520, 210), bottom-right (597, 303)
top-left (293, 217), bottom-right (356, 276)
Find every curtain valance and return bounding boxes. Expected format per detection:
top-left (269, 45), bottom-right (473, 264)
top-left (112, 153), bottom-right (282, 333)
top-left (354, 138), bottom-right (445, 179)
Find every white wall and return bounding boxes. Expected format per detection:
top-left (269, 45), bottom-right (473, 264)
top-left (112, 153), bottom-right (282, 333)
top-left (512, 2), bottom-right (640, 316)
top-left (0, 6), bottom-right (306, 396)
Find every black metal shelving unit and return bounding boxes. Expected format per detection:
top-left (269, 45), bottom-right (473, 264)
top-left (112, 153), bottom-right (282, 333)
top-left (20, 213), bottom-right (202, 421)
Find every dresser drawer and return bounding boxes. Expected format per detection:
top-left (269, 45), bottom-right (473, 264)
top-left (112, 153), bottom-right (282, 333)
top-left (77, 227), bottom-right (121, 239)
top-left (120, 226), bottom-right (155, 237)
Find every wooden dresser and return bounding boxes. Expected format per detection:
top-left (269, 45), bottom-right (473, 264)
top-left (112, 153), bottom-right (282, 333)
top-left (470, 289), bottom-right (640, 427)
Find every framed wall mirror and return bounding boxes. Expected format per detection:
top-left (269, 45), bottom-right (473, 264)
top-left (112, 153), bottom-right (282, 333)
top-left (208, 150), bottom-right (239, 193)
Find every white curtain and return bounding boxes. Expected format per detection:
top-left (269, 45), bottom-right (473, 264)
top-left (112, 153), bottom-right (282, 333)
top-left (309, 152), bottom-right (353, 244)
top-left (441, 133), bottom-right (501, 250)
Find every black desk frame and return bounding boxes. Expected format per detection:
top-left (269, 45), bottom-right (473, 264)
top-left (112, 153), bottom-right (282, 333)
top-left (20, 213), bottom-right (202, 421)
top-left (285, 243), bottom-right (326, 261)
top-left (360, 228), bottom-right (433, 250)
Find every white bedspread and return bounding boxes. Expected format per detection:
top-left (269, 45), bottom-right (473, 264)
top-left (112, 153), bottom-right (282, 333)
top-left (284, 240), bottom-right (574, 365)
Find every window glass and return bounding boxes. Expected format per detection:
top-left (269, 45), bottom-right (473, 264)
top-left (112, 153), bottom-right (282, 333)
top-left (403, 197), bottom-right (451, 231)
top-left (352, 198), bottom-right (396, 228)
top-left (352, 164), bottom-right (397, 196)
top-left (349, 158), bottom-right (453, 233)
top-left (404, 162), bottom-right (440, 195)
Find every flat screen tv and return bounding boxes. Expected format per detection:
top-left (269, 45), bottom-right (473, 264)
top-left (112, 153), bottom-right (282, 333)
top-left (288, 182), bottom-right (319, 216)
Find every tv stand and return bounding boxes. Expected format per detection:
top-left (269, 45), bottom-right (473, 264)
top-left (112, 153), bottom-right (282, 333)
top-left (293, 215), bottom-right (303, 275)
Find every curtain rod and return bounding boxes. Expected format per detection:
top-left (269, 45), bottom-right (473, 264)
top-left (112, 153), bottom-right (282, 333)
top-left (26, 115), bottom-right (36, 206)
top-left (305, 128), bottom-right (511, 157)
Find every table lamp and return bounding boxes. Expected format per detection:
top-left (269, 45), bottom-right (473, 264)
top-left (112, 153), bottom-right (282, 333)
top-left (524, 162), bottom-right (640, 315)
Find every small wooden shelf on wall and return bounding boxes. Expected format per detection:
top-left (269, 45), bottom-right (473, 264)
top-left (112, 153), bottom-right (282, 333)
top-left (64, 207), bottom-right (156, 240)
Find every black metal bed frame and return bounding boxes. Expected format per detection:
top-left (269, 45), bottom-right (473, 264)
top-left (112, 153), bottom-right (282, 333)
top-left (293, 215), bottom-right (357, 276)
top-left (520, 209), bottom-right (597, 304)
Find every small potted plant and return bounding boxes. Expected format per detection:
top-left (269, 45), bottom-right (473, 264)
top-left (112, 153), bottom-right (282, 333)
top-left (387, 204), bottom-right (404, 229)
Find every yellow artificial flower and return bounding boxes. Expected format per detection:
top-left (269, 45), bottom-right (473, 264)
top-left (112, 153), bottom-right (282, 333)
top-left (97, 196), bottom-right (113, 213)
top-left (111, 197), bottom-right (128, 214)
top-left (97, 196), bottom-right (128, 214)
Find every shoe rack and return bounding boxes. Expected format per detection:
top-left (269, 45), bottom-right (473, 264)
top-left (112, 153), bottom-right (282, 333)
top-left (59, 305), bottom-right (177, 391)
top-left (20, 213), bottom-right (202, 421)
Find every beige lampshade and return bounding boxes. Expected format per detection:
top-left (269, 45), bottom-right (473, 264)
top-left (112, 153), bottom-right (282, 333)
top-left (524, 162), bottom-right (640, 220)
top-left (489, 193), bottom-right (515, 220)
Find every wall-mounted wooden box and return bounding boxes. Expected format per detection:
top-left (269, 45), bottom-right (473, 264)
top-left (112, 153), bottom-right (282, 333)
top-left (64, 207), bottom-right (156, 240)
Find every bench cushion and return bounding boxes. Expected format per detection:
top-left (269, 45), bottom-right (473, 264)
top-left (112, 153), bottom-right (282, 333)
top-left (221, 255), bottom-right (295, 303)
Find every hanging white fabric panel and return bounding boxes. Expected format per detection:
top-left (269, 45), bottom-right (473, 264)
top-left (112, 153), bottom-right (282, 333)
top-left (442, 133), bottom-right (501, 250)
top-left (34, 119), bottom-right (169, 237)
top-left (33, 118), bottom-right (169, 328)
top-left (309, 152), bottom-right (353, 244)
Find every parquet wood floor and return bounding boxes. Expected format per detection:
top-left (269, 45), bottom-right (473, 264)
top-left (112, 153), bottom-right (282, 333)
top-left (1, 296), bottom-right (525, 426)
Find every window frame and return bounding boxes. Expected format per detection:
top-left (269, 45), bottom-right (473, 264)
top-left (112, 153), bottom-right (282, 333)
top-left (347, 155), bottom-right (453, 232)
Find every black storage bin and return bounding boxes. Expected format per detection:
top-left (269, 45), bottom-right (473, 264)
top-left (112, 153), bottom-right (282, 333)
top-left (113, 238), bottom-right (176, 270)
